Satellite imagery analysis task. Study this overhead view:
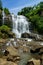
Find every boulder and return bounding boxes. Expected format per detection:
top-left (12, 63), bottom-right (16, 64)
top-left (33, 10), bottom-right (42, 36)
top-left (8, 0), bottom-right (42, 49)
top-left (30, 45), bottom-right (43, 54)
top-left (6, 46), bottom-right (20, 62)
top-left (21, 33), bottom-right (43, 41)
top-left (4, 50), bottom-right (9, 56)
top-left (0, 39), bottom-right (8, 43)
top-left (23, 47), bottom-right (29, 53)
top-left (8, 32), bottom-right (16, 38)
top-left (26, 61), bottom-right (34, 65)
top-left (30, 48), bottom-right (41, 54)
top-left (27, 58), bottom-right (40, 65)
top-left (0, 58), bottom-right (17, 65)
top-left (6, 46), bottom-right (19, 56)
top-left (7, 55), bottom-right (20, 62)
top-left (21, 33), bottom-right (30, 38)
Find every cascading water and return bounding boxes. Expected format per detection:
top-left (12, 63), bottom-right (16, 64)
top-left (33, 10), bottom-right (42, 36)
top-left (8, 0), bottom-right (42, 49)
top-left (11, 14), bottom-right (31, 38)
top-left (2, 10), bottom-right (5, 24)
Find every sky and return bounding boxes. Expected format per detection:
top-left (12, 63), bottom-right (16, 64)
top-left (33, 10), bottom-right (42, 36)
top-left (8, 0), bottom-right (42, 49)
top-left (2, 0), bottom-right (43, 15)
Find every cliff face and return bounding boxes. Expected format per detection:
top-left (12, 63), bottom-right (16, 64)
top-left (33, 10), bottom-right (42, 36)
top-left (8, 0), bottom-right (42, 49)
top-left (0, 9), bottom-right (13, 29)
top-left (4, 14), bottom-right (13, 28)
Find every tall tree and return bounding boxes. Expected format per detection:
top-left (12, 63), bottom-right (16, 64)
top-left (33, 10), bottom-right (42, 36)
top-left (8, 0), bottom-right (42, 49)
top-left (4, 8), bottom-right (10, 15)
top-left (18, 7), bottom-right (33, 16)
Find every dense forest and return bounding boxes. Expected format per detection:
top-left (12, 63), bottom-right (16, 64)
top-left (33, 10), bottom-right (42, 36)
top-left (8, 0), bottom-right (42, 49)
top-left (18, 2), bottom-right (43, 34)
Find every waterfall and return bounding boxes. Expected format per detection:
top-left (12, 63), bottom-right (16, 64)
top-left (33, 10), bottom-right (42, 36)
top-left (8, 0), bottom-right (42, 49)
top-left (2, 12), bottom-right (31, 38)
top-left (11, 14), bottom-right (31, 38)
top-left (2, 10), bottom-right (5, 24)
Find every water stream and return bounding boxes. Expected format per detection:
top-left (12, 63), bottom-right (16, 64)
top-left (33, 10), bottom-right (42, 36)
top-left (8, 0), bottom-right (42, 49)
top-left (18, 52), bottom-right (32, 65)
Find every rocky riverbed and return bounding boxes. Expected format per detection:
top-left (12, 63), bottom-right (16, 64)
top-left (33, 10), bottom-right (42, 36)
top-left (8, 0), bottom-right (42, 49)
top-left (0, 38), bottom-right (43, 65)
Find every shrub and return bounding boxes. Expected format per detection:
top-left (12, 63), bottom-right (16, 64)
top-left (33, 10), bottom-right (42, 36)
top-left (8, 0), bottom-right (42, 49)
top-left (0, 25), bottom-right (11, 33)
top-left (0, 25), bottom-right (15, 38)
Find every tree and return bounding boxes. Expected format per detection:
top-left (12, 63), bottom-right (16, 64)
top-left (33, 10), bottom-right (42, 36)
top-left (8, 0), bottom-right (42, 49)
top-left (4, 8), bottom-right (10, 15)
top-left (18, 7), bottom-right (33, 16)
top-left (0, 0), bottom-right (3, 10)
top-left (0, 25), bottom-right (11, 33)
top-left (18, 2), bottom-right (43, 34)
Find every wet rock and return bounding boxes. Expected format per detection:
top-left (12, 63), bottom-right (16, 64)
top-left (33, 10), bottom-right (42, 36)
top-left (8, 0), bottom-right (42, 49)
top-left (6, 46), bottom-right (19, 56)
top-left (4, 62), bottom-right (17, 65)
top-left (30, 48), bottom-right (40, 54)
top-left (21, 33), bottom-right (37, 39)
top-left (6, 46), bottom-right (20, 62)
top-left (0, 39), bottom-right (8, 43)
top-left (28, 58), bottom-right (40, 65)
top-left (30, 46), bottom-right (43, 54)
top-left (0, 39), bottom-right (8, 54)
top-left (39, 47), bottom-right (43, 55)
top-left (21, 33), bottom-right (43, 41)
top-left (8, 32), bottom-right (16, 38)
top-left (26, 61), bottom-right (34, 65)
top-left (7, 55), bottom-right (20, 62)
top-left (4, 50), bottom-right (9, 56)
top-left (0, 58), bottom-right (17, 65)
top-left (23, 47), bottom-right (29, 53)
top-left (40, 54), bottom-right (43, 65)
top-left (21, 33), bottom-right (30, 38)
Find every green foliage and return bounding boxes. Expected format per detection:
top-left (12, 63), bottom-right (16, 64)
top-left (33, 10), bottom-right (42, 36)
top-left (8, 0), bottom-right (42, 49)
top-left (4, 8), bottom-right (10, 15)
top-left (0, 25), bottom-right (11, 33)
top-left (18, 7), bottom-right (33, 16)
top-left (0, 25), bottom-right (15, 38)
top-left (36, 17), bottom-right (43, 33)
top-left (18, 2), bottom-right (43, 34)
top-left (0, 25), bottom-right (10, 38)
top-left (0, 0), bottom-right (3, 10)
